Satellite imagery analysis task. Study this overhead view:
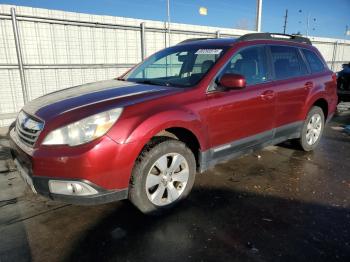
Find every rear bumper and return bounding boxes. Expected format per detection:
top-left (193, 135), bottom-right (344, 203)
top-left (9, 128), bottom-right (137, 205)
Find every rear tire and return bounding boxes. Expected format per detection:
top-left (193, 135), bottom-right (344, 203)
top-left (298, 106), bottom-right (325, 151)
top-left (129, 137), bottom-right (196, 214)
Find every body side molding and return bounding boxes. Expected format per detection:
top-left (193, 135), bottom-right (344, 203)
top-left (199, 121), bottom-right (303, 173)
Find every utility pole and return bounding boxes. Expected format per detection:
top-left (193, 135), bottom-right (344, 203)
top-left (283, 9), bottom-right (288, 34)
top-left (255, 0), bottom-right (262, 32)
top-left (166, 0), bottom-right (171, 47)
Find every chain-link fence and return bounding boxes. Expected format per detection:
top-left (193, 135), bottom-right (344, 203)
top-left (1, 4), bottom-right (350, 126)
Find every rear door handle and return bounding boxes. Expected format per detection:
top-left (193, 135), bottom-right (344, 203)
top-left (304, 81), bottom-right (314, 90)
top-left (260, 90), bottom-right (275, 100)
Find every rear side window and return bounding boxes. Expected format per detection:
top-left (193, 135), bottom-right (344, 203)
top-left (270, 46), bottom-right (308, 80)
top-left (302, 49), bottom-right (325, 73)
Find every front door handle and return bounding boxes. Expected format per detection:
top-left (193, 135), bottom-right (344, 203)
top-left (260, 90), bottom-right (275, 100)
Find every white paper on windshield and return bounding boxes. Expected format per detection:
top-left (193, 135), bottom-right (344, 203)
top-left (195, 49), bottom-right (223, 55)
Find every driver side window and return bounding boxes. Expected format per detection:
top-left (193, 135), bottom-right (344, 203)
top-left (222, 46), bottom-right (268, 85)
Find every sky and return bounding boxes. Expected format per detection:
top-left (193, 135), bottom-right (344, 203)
top-left (0, 0), bottom-right (349, 39)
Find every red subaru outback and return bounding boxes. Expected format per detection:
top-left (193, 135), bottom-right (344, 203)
top-left (10, 33), bottom-right (337, 213)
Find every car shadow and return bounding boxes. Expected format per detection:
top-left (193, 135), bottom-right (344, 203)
top-left (67, 187), bottom-right (350, 262)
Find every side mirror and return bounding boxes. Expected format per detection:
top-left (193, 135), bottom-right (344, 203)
top-left (218, 73), bottom-right (246, 89)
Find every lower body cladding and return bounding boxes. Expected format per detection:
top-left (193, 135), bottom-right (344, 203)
top-left (199, 121), bottom-right (304, 172)
top-left (199, 113), bottom-right (334, 172)
top-left (10, 130), bottom-right (134, 205)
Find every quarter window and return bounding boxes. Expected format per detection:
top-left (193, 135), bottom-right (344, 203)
top-left (302, 49), bottom-right (325, 73)
top-left (270, 46), bottom-right (308, 80)
top-left (221, 46), bottom-right (268, 85)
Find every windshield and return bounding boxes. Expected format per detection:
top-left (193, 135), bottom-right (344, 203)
top-left (124, 45), bottom-right (228, 87)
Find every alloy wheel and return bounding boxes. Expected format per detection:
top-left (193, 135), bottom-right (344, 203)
top-left (145, 153), bottom-right (189, 206)
top-left (306, 113), bottom-right (322, 145)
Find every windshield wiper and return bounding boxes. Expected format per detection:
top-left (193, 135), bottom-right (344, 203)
top-left (133, 79), bottom-right (173, 87)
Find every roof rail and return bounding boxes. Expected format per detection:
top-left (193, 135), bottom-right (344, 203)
top-left (178, 37), bottom-right (216, 44)
top-left (237, 33), bottom-right (312, 45)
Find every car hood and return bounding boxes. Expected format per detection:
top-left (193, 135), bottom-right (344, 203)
top-left (23, 79), bottom-right (179, 121)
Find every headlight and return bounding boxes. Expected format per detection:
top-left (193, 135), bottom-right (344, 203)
top-left (42, 108), bottom-right (123, 146)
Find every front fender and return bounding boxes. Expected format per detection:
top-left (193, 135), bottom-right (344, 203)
top-left (124, 109), bottom-right (208, 150)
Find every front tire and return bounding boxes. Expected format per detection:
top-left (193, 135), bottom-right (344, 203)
top-left (129, 137), bottom-right (196, 214)
top-left (298, 106), bottom-right (325, 151)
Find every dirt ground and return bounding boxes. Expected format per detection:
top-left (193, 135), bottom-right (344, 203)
top-left (0, 105), bottom-right (349, 262)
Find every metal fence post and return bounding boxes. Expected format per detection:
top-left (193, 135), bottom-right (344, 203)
top-left (163, 22), bottom-right (168, 48)
top-left (140, 22), bottom-right (146, 60)
top-left (10, 7), bottom-right (28, 104)
top-left (331, 41), bottom-right (338, 71)
top-left (216, 31), bottom-right (221, 38)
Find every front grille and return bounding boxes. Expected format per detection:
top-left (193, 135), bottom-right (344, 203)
top-left (15, 111), bottom-right (44, 147)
